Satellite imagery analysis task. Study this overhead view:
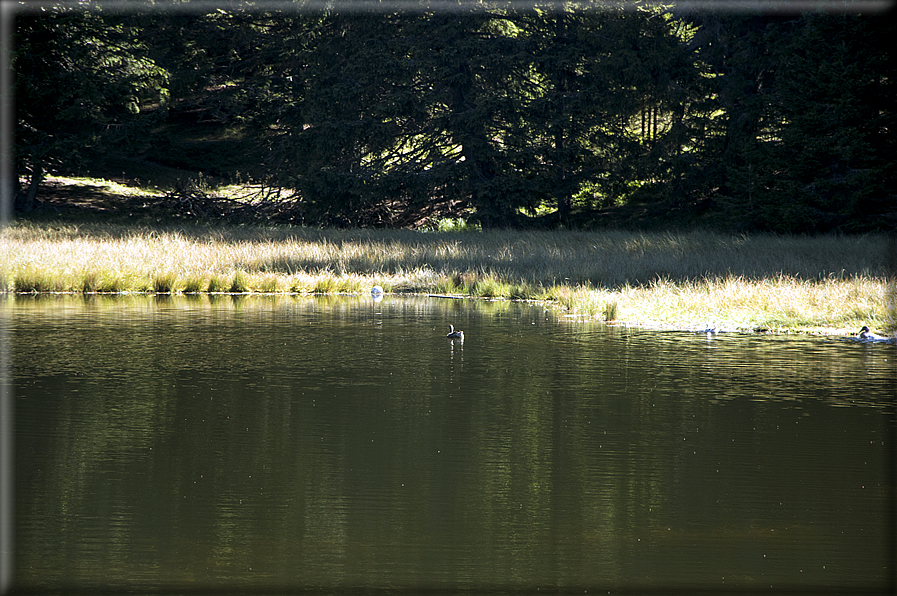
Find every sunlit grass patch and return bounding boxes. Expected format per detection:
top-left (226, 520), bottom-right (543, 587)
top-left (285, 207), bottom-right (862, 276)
top-left (345, 275), bottom-right (376, 293)
top-left (471, 275), bottom-right (509, 299)
top-left (1, 221), bottom-right (891, 334)
top-left (598, 274), bottom-right (893, 333)
top-left (542, 284), bottom-right (611, 318)
top-left (571, 285), bottom-right (609, 319)
top-left (97, 274), bottom-right (125, 293)
top-left (183, 275), bottom-right (205, 293)
top-left (431, 275), bottom-right (460, 295)
top-left (313, 273), bottom-right (339, 294)
top-left (429, 217), bottom-right (481, 233)
top-left (45, 175), bottom-right (161, 198)
top-left (287, 274), bottom-right (316, 294)
top-left (257, 274), bottom-right (279, 293)
top-left (542, 284), bottom-right (574, 310)
top-left (14, 267), bottom-right (60, 293)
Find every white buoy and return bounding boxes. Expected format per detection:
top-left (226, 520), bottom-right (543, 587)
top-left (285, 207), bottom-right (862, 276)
top-left (371, 285), bottom-right (383, 296)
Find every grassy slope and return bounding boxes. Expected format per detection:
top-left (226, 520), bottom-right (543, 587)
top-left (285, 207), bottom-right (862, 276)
top-left (2, 216), bottom-right (894, 336)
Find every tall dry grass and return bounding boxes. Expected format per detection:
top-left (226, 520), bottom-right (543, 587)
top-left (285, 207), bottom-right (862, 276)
top-left (1, 221), bottom-right (893, 333)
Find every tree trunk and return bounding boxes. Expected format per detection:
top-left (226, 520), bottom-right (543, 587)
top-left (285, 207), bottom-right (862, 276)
top-left (16, 160), bottom-right (42, 213)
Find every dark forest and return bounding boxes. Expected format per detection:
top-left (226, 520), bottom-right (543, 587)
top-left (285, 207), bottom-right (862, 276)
top-left (12, 1), bottom-right (897, 232)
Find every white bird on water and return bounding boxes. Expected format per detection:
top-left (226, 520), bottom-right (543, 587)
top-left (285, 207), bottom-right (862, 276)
top-left (446, 324), bottom-right (464, 340)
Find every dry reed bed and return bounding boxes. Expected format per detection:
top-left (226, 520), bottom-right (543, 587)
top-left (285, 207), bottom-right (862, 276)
top-left (1, 221), bottom-right (894, 334)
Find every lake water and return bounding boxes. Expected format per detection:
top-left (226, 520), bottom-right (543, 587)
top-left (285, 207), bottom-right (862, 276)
top-left (3, 294), bottom-right (894, 594)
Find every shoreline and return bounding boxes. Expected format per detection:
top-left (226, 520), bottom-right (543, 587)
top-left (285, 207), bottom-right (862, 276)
top-left (3, 288), bottom-right (892, 342)
top-left (2, 219), bottom-right (895, 338)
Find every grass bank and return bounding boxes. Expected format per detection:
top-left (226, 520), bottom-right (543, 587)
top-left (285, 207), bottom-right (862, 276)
top-left (2, 220), bottom-right (894, 336)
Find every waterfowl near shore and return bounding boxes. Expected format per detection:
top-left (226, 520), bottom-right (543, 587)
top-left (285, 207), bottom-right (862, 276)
top-left (856, 326), bottom-right (896, 344)
top-left (858, 326), bottom-right (882, 340)
top-left (446, 324), bottom-right (464, 340)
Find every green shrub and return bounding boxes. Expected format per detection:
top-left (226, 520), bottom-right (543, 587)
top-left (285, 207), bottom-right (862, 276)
top-left (97, 275), bottom-right (124, 293)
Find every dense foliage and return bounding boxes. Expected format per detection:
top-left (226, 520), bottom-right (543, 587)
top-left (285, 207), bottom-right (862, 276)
top-left (12, 1), bottom-right (896, 232)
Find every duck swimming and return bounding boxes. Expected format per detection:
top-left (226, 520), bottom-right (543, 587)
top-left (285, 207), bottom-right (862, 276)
top-left (858, 326), bottom-right (881, 340)
top-left (446, 324), bottom-right (464, 339)
top-left (853, 326), bottom-right (897, 344)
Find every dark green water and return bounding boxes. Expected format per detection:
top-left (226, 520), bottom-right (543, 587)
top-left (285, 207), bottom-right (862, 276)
top-left (4, 294), bottom-right (895, 594)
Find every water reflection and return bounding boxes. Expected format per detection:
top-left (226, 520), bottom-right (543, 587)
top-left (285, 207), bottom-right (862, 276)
top-left (5, 294), bottom-right (894, 593)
